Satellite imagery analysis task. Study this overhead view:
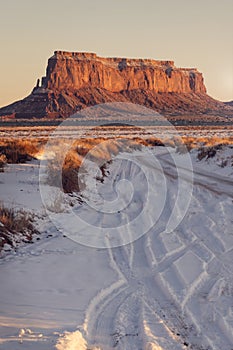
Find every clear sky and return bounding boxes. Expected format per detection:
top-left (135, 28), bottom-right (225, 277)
top-left (0, 0), bottom-right (232, 107)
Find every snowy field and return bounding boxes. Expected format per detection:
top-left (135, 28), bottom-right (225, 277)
top-left (0, 124), bottom-right (233, 140)
top-left (0, 140), bottom-right (233, 349)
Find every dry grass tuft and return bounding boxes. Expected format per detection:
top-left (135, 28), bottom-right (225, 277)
top-left (0, 154), bottom-right (7, 172)
top-left (46, 138), bottom-right (145, 193)
top-left (197, 144), bottom-right (224, 161)
top-left (0, 204), bottom-right (39, 252)
top-left (1, 135), bottom-right (232, 192)
top-left (181, 136), bottom-right (233, 148)
top-left (0, 139), bottom-right (45, 165)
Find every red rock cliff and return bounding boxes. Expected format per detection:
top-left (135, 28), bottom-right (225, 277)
top-left (1, 51), bottom-right (232, 119)
top-left (43, 51), bottom-right (206, 94)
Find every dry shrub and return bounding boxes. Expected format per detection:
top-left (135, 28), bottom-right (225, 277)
top-left (0, 154), bottom-right (7, 172)
top-left (182, 136), bottom-right (233, 148)
top-left (197, 144), bottom-right (223, 161)
top-left (172, 136), bottom-right (233, 154)
top-left (62, 167), bottom-right (80, 193)
top-left (0, 139), bottom-right (45, 164)
top-left (46, 137), bottom-right (145, 193)
top-left (0, 204), bottom-right (38, 251)
top-left (144, 137), bottom-right (165, 147)
top-left (62, 147), bottom-right (83, 192)
top-left (46, 144), bottom-right (83, 193)
top-left (41, 135), bottom-right (233, 194)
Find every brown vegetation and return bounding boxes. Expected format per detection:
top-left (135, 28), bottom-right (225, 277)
top-left (1, 135), bottom-right (232, 193)
top-left (0, 139), bottom-right (45, 165)
top-left (46, 138), bottom-right (144, 193)
top-left (196, 143), bottom-right (233, 162)
top-left (181, 136), bottom-right (233, 148)
top-left (0, 154), bottom-right (7, 172)
top-left (0, 204), bottom-right (39, 252)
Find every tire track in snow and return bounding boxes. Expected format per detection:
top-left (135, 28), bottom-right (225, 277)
top-left (83, 151), bottom-right (233, 349)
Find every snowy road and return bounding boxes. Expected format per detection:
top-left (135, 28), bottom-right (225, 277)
top-left (83, 151), bottom-right (233, 349)
top-left (0, 148), bottom-right (233, 349)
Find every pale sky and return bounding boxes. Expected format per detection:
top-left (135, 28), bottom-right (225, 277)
top-left (0, 0), bottom-right (232, 107)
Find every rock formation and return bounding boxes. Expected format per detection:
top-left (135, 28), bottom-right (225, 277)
top-left (44, 51), bottom-right (206, 94)
top-left (225, 101), bottom-right (233, 107)
top-left (0, 51), bottom-right (232, 119)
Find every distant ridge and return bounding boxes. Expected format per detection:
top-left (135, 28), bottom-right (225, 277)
top-left (225, 101), bottom-right (233, 107)
top-left (0, 51), bottom-right (233, 120)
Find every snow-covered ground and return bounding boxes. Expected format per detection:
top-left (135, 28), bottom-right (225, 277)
top-left (191, 145), bottom-right (233, 178)
top-left (0, 145), bottom-right (233, 349)
top-left (0, 125), bottom-right (232, 140)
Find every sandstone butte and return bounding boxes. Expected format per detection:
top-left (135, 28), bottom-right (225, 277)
top-left (0, 51), bottom-right (232, 120)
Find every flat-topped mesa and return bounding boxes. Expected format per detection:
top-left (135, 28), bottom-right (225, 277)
top-left (52, 50), bottom-right (175, 67)
top-left (53, 51), bottom-right (98, 60)
top-left (4, 50), bottom-right (231, 120)
top-left (42, 51), bottom-right (206, 94)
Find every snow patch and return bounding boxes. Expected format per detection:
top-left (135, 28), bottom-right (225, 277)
top-left (145, 343), bottom-right (163, 350)
top-left (55, 330), bottom-right (87, 350)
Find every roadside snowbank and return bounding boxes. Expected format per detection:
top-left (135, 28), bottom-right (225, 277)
top-left (55, 331), bottom-right (87, 350)
top-left (191, 144), bottom-right (233, 177)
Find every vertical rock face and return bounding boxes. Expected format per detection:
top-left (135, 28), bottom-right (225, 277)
top-left (43, 51), bottom-right (206, 94)
top-left (1, 51), bottom-right (233, 119)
